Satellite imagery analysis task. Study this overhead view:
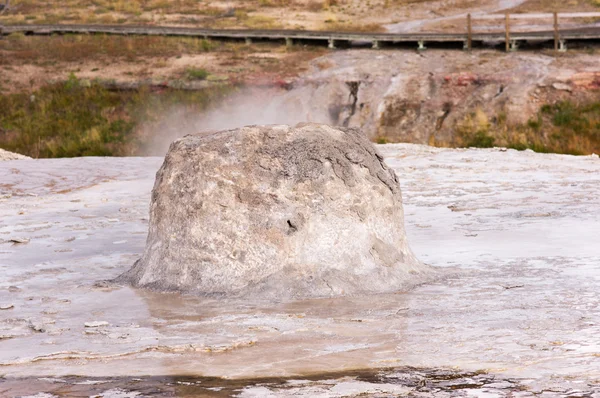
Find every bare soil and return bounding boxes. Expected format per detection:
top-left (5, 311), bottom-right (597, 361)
top-left (0, 35), bottom-right (325, 93)
top-left (1, 0), bottom-right (598, 31)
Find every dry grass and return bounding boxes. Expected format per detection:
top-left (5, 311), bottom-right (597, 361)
top-left (0, 32), bottom-right (326, 93)
top-left (0, 33), bottom-right (218, 64)
top-left (1, 0), bottom-right (595, 32)
top-left (0, 32), bottom-right (323, 65)
top-left (0, 0), bottom-right (435, 31)
top-left (324, 21), bottom-right (385, 32)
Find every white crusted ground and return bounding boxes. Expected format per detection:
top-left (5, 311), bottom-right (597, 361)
top-left (1, 145), bottom-right (599, 396)
top-left (0, 148), bottom-right (30, 161)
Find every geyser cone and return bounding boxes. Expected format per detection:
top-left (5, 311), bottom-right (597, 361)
top-left (121, 123), bottom-right (430, 299)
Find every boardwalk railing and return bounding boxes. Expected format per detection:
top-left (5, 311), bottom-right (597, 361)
top-left (1, 13), bottom-right (600, 52)
top-left (467, 11), bottom-right (600, 52)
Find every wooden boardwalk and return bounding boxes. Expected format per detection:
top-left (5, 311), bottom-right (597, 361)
top-left (1, 21), bottom-right (600, 51)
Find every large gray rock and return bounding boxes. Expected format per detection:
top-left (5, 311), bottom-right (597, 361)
top-left (121, 123), bottom-right (429, 299)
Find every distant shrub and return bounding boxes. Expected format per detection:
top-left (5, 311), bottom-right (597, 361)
top-left (456, 108), bottom-right (495, 148)
top-left (483, 100), bottom-right (600, 155)
top-left (527, 116), bottom-right (542, 131)
top-left (551, 101), bottom-right (581, 127)
top-left (200, 39), bottom-right (213, 52)
top-left (464, 131), bottom-right (495, 148)
top-left (186, 67), bottom-right (209, 80)
top-left (541, 101), bottom-right (592, 132)
top-left (508, 142), bottom-right (528, 151)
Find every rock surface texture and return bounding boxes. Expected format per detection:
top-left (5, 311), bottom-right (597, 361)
top-left (121, 123), bottom-right (427, 299)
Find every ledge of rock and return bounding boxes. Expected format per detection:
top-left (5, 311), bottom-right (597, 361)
top-left (0, 148), bottom-right (30, 161)
top-left (121, 123), bottom-right (430, 299)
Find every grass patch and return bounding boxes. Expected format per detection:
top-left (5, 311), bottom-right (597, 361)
top-left (534, 100), bottom-right (600, 155)
top-left (186, 67), bottom-right (209, 80)
top-left (454, 101), bottom-right (600, 155)
top-left (223, 10), bottom-right (283, 29)
top-left (463, 130), bottom-right (495, 148)
top-left (455, 108), bottom-right (496, 148)
top-left (324, 22), bottom-right (385, 32)
top-left (0, 76), bottom-right (234, 158)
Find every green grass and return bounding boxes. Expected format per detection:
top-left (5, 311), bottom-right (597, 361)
top-left (0, 75), bottom-right (234, 158)
top-left (464, 130), bottom-right (495, 148)
top-left (522, 100), bottom-right (600, 155)
top-left (455, 108), bottom-right (496, 148)
top-left (186, 67), bottom-right (210, 80)
top-left (454, 100), bottom-right (600, 155)
top-left (542, 101), bottom-right (600, 131)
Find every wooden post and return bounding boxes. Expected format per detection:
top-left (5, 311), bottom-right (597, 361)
top-left (467, 13), bottom-right (472, 51)
top-left (505, 13), bottom-right (510, 52)
top-left (0, 0), bottom-right (10, 16)
top-left (553, 12), bottom-right (559, 53)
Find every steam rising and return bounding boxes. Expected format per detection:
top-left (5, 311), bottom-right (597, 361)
top-left (142, 87), bottom-right (335, 156)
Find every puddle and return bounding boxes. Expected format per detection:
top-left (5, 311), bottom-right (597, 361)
top-left (4, 367), bottom-right (590, 397)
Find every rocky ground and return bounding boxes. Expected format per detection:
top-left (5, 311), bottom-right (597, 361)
top-left (279, 49), bottom-right (600, 144)
top-left (1, 144), bottom-right (599, 396)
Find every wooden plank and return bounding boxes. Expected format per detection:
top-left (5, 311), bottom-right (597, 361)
top-left (1, 23), bottom-right (599, 49)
